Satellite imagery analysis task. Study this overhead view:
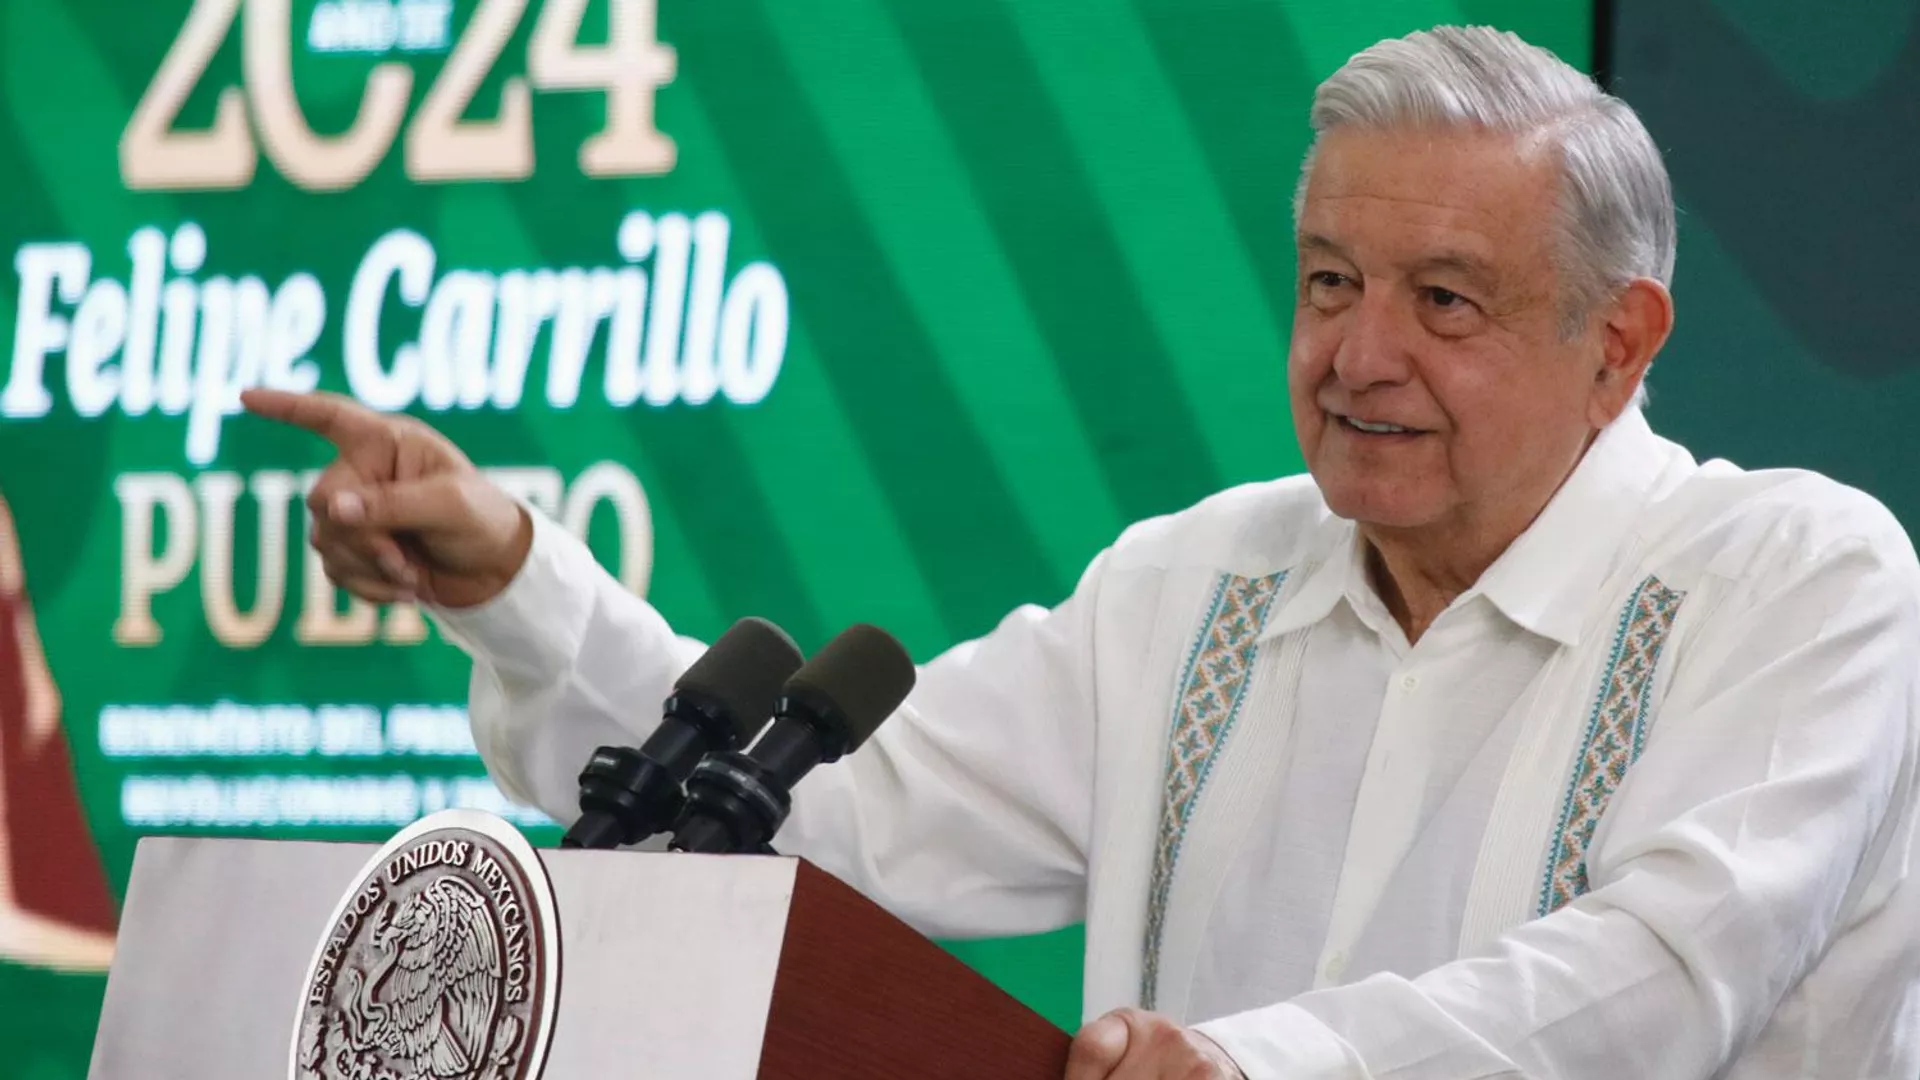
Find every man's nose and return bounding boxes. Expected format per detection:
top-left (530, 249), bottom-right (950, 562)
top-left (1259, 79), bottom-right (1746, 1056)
top-left (1330, 288), bottom-right (1414, 390)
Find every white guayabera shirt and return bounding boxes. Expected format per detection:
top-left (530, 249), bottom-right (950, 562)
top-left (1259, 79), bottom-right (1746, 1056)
top-left (433, 408), bottom-right (1920, 1079)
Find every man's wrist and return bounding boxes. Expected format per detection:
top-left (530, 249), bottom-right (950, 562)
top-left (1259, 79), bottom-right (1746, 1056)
top-left (434, 505), bottom-right (534, 609)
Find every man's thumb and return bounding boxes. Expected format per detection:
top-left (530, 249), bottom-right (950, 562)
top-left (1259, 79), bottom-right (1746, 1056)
top-left (1064, 1011), bottom-right (1133, 1079)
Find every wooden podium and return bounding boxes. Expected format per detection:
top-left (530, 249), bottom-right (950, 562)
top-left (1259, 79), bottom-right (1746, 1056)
top-left (87, 816), bottom-right (1071, 1079)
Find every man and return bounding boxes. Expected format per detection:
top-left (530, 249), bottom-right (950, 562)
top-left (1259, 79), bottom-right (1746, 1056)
top-left (246, 26), bottom-right (1920, 1079)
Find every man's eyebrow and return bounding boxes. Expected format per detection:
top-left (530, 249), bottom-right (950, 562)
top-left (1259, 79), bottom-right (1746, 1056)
top-left (1412, 252), bottom-right (1501, 290)
top-left (1296, 237), bottom-right (1507, 293)
top-left (1297, 233), bottom-right (1348, 259)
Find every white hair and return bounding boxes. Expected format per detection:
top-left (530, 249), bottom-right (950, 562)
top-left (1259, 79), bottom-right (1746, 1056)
top-left (1297, 26), bottom-right (1676, 403)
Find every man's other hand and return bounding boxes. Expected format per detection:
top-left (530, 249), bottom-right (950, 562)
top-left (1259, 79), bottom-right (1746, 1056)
top-left (242, 389), bottom-right (531, 609)
top-left (1066, 1008), bottom-right (1248, 1080)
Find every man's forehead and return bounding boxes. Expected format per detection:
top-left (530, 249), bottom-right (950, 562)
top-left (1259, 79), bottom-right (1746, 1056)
top-left (1298, 130), bottom-right (1558, 276)
top-left (1304, 127), bottom-right (1556, 213)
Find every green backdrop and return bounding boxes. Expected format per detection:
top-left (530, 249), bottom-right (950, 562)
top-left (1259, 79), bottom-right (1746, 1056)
top-left (1608, 0), bottom-right (1920, 532)
top-left (0, 1), bottom-right (1591, 1073)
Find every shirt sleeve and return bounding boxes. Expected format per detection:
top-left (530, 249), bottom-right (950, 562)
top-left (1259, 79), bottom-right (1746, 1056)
top-left (429, 506), bottom-right (1104, 939)
top-left (1196, 529), bottom-right (1920, 1079)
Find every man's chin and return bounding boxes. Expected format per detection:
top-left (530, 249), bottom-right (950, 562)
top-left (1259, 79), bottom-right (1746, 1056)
top-left (1318, 487), bottom-right (1442, 532)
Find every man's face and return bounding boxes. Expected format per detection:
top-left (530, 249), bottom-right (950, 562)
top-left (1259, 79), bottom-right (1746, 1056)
top-left (1290, 127), bottom-right (1625, 542)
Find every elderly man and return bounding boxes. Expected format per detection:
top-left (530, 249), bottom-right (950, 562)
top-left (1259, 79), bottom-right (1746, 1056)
top-left (247, 25), bottom-right (1920, 1080)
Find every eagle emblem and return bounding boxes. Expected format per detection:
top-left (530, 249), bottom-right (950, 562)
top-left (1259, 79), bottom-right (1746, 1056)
top-left (292, 811), bottom-right (559, 1080)
top-left (339, 878), bottom-right (508, 1076)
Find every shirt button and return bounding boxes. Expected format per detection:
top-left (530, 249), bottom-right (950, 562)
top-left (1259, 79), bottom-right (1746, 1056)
top-left (1401, 674), bottom-right (1419, 690)
top-left (1323, 951), bottom-right (1349, 982)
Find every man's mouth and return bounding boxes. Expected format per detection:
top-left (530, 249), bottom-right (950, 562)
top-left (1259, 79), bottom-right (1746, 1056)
top-left (1334, 413), bottom-right (1425, 436)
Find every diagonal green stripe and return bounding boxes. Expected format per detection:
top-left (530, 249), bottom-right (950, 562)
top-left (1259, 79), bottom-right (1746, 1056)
top-left (633, 87), bottom-right (957, 654)
top-left (1279, 0), bottom-right (1469, 76)
top-left (882, 0), bottom-right (1224, 522)
top-left (616, 407), bottom-right (836, 648)
top-left (1134, 0), bottom-right (1315, 353)
top-left (1001, 1), bottom-right (1295, 489)
top-left (672, 0), bottom-right (1061, 639)
top-left (3, 0), bottom-right (176, 273)
top-left (61, 0), bottom-right (211, 111)
top-left (759, 0), bottom-right (1127, 588)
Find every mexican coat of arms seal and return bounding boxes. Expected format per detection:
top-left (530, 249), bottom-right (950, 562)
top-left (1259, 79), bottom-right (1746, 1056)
top-left (289, 809), bottom-right (562, 1080)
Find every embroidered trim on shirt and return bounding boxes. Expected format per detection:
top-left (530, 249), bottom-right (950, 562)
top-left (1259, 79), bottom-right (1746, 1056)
top-left (1141, 569), bottom-right (1288, 1009)
top-left (1537, 574), bottom-right (1686, 916)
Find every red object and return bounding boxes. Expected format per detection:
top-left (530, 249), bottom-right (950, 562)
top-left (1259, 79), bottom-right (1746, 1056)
top-left (758, 860), bottom-right (1072, 1079)
top-left (0, 591), bottom-right (117, 934)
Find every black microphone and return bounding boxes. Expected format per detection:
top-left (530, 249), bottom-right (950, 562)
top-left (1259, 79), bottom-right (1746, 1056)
top-left (669, 624), bottom-right (915, 855)
top-left (561, 617), bottom-right (804, 850)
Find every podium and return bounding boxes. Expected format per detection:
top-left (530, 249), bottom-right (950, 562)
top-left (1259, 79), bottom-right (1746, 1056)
top-left (88, 811), bottom-right (1071, 1078)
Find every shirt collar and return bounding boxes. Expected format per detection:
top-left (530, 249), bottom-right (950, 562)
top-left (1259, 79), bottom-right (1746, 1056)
top-left (1259, 408), bottom-right (1674, 647)
top-left (1260, 514), bottom-right (1366, 641)
top-left (1471, 407), bottom-right (1672, 645)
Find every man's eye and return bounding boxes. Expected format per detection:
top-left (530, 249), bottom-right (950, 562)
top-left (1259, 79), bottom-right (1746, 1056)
top-left (1309, 271), bottom-right (1351, 289)
top-left (1426, 287), bottom-right (1469, 308)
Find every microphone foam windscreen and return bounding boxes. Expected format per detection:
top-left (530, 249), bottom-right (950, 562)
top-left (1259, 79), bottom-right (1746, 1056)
top-left (784, 623), bottom-right (916, 750)
top-left (676, 617), bottom-right (806, 745)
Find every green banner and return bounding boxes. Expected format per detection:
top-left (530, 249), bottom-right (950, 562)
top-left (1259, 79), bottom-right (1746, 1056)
top-left (0, 1), bottom-right (1590, 1073)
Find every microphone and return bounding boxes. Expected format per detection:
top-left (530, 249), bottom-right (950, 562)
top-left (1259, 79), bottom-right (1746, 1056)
top-left (561, 617), bottom-right (804, 850)
top-left (669, 624), bottom-right (915, 855)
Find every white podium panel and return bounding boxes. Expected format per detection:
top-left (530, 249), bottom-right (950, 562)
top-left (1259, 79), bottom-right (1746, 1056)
top-left (89, 836), bottom-right (796, 1079)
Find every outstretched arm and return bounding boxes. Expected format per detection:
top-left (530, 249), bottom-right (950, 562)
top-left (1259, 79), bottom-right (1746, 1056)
top-left (434, 509), bottom-right (1109, 940)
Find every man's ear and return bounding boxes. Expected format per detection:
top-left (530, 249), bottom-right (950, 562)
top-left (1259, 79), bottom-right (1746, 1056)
top-left (1589, 277), bottom-right (1674, 427)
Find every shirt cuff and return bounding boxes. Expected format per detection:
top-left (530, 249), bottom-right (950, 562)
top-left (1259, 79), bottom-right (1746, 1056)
top-left (425, 508), bottom-right (601, 684)
top-left (1194, 1002), bottom-right (1368, 1080)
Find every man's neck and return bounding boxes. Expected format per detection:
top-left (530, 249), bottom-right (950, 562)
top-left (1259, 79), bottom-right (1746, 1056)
top-left (1361, 432), bottom-right (1601, 644)
top-left (1363, 527), bottom-right (1507, 644)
